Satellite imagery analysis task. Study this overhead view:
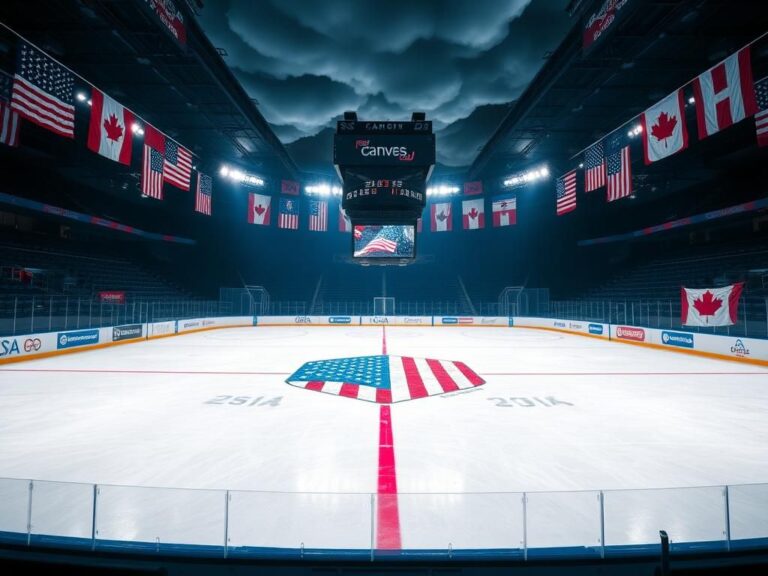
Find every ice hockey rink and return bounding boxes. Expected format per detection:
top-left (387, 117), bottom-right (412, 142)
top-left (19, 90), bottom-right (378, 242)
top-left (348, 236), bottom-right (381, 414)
top-left (1, 325), bottom-right (767, 553)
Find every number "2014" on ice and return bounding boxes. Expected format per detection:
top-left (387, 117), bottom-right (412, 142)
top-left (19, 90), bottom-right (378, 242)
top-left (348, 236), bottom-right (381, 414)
top-left (488, 396), bottom-right (573, 408)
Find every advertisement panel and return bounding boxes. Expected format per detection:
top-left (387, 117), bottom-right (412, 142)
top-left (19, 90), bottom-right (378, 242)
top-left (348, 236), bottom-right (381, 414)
top-left (334, 134), bottom-right (436, 167)
top-left (660, 330), bottom-right (694, 349)
top-left (112, 324), bottom-right (143, 342)
top-left (98, 291), bottom-right (126, 304)
top-left (149, 321), bottom-right (176, 337)
top-left (0, 333), bottom-right (58, 361)
top-left (57, 329), bottom-right (100, 349)
top-left (510, 317), bottom-right (609, 338)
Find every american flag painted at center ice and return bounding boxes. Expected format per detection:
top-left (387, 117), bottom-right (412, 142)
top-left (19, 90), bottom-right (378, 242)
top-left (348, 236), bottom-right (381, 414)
top-left (755, 77), bottom-right (768, 147)
top-left (286, 354), bottom-right (485, 404)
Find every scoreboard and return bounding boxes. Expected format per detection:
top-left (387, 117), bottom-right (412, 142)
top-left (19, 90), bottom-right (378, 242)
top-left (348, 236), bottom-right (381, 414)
top-left (334, 119), bottom-right (435, 229)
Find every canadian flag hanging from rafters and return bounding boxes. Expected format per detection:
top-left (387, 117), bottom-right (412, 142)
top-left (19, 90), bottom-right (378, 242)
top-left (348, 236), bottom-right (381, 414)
top-left (681, 283), bottom-right (744, 327)
top-left (462, 198), bottom-right (485, 230)
top-left (430, 202), bottom-right (452, 232)
top-left (692, 46), bottom-right (758, 139)
top-left (641, 89), bottom-right (688, 164)
top-left (248, 192), bottom-right (271, 225)
top-left (87, 88), bottom-right (134, 165)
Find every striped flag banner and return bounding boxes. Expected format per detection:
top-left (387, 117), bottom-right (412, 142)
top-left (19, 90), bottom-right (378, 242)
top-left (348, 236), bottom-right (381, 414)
top-left (0, 72), bottom-right (20, 147)
top-left (163, 139), bottom-right (192, 190)
top-left (755, 77), bottom-right (768, 147)
top-left (142, 145), bottom-right (164, 199)
top-left (555, 170), bottom-right (577, 215)
top-left (287, 354), bottom-right (485, 404)
top-left (606, 130), bottom-right (632, 202)
top-left (195, 172), bottom-right (212, 215)
top-left (10, 41), bottom-right (75, 139)
top-left (309, 199), bottom-right (328, 231)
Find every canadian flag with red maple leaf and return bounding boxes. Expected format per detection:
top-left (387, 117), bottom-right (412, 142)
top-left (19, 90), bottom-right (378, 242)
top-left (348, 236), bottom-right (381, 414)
top-left (247, 192), bottom-right (271, 225)
top-left (430, 201), bottom-right (452, 232)
top-left (462, 198), bottom-right (485, 230)
top-left (681, 282), bottom-right (744, 327)
top-left (641, 89), bottom-right (689, 165)
top-left (87, 88), bottom-right (135, 165)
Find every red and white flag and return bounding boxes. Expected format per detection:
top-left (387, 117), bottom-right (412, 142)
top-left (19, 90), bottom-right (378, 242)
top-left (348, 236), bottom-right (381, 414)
top-left (693, 46), bottom-right (758, 139)
top-left (464, 181), bottom-right (483, 195)
top-left (462, 198), bottom-right (485, 230)
top-left (194, 173), bottom-right (212, 216)
top-left (681, 282), bottom-right (744, 327)
top-left (430, 202), bottom-right (452, 232)
top-left (338, 205), bottom-right (352, 232)
top-left (87, 88), bottom-right (134, 165)
top-left (248, 192), bottom-right (271, 225)
top-left (492, 194), bottom-right (516, 227)
top-left (754, 77), bottom-right (768, 147)
top-left (281, 180), bottom-right (300, 195)
top-left (641, 89), bottom-right (688, 164)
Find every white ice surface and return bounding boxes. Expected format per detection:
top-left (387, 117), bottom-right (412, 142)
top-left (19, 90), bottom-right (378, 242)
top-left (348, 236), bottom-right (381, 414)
top-left (0, 326), bottom-right (766, 550)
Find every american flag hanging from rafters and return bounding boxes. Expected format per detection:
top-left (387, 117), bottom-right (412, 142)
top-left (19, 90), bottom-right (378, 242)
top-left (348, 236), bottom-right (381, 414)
top-left (0, 72), bottom-right (20, 147)
top-left (286, 354), bottom-right (485, 404)
top-left (755, 77), bottom-right (768, 147)
top-left (308, 200), bottom-right (327, 231)
top-left (584, 140), bottom-right (605, 191)
top-left (278, 197), bottom-right (299, 229)
top-left (142, 145), bottom-right (165, 199)
top-left (606, 130), bottom-right (632, 202)
top-left (195, 172), bottom-right (212, 215)
top-left (11, 41), bottom-right (75, 139)
top-left (163, 139), bottom-right (192, 190)
top-left (555, 170), bottom-right (577, 216)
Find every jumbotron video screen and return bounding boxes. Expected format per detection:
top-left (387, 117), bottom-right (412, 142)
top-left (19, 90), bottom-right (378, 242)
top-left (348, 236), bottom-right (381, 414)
top-left (352, 225), bottom-right (415, 258)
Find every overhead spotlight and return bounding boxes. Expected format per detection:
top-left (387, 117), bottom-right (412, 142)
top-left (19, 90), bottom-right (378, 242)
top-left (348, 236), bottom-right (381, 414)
top-left (688, 96), bottom-right (695, 104)
top-left (579, 162), bottom-right (584, 169)
top-left (219, 164), bottom-right (264, 186)
top-left (130, 122), bottom-right (143, 135)
top-left (628, 124), bottom-right (643, 138)
top-left (219, 165), bottom-right (230, 177)
top-left (86, 99), bottom-right (92, 106)
top-left (76, 92), bottom-right (87, 102)
top-left (305, 183), bottom-right (341, 197)
top-left (426, 185), bottom-right (460, 196)
top-left (503, 164), bottom-right (550, 188)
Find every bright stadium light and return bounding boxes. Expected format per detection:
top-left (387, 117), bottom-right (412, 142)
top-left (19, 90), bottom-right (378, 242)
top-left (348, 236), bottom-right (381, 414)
top-left (219, 164), bottom-right (264, 186)
top-left (305, 184), bottom-right (342, 196)
top-left (503, 165), bottom-right (550, 188)
top-left (627, 124), bottom-right (643, 138)
top-left (688, 96), bottom-right (695, 104)
top-left (76, 92), bottom-right (87, 102)
top-left (426, 185), bottom-right (460, 196)
top-left (130, 123), bottom-right (144, 136)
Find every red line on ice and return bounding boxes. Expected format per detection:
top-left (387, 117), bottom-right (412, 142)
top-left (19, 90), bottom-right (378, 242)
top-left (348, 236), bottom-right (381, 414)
top-left (376, 404), bottom-right (401, 549)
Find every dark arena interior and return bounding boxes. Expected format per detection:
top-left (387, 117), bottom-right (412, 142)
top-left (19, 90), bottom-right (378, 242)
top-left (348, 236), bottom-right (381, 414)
top-left (1, 1), bottom-right (768, 575)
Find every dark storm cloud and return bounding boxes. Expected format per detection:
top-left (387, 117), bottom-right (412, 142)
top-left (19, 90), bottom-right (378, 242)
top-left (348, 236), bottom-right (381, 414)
top-left (199, 0), bottom-right (573, 167)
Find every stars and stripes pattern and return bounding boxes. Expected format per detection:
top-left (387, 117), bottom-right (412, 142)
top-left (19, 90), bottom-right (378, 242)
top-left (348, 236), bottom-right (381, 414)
top-left (308, 199), bottom-right (328, 231)
top-left (195, 172), bottom-right (212, 215)
top-left (0, 73), bottom-right (20, 147)
top-left (354, 225), bottom-right (413, 257)
top-left (286, 354), bottom-right (485, 404)
top-left (606, 131), bottom-right (632, 202)
top-left (141, 145), bottom-right (165, 199)
top-left (755, 77), bottom-right (768, 147)
top-left (11, 41), bottom-right (75, 139)
top-left (584, 141), bottom-right (605, 191)
top-left (556, 170), bottom-right (577, 215)
top-left (163, 139), bottom-right (192, 190)
top-left (278, 198), bottom-right (299, 229)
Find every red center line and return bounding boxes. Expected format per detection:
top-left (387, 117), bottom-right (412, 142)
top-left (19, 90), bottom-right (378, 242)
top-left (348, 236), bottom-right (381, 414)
top-left (376, 404), bottom-right (401, 550)
top-left (0, 368), bottom-right (289, 375)
top-left (381, 325), bottom-right (387, 355)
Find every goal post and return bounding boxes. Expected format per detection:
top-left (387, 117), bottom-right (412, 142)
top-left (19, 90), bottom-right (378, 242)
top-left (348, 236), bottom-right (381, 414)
top-left (373, 297), bottom-right (395, 315)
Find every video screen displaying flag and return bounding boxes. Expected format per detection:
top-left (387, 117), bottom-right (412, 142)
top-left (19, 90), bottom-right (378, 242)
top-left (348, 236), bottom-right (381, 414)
top-left (353, 225), bottom-right (415, 258)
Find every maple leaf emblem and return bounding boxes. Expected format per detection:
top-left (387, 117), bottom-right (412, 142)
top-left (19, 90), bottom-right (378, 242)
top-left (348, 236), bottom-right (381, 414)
top-left (468, 208), bottom-right (479, 220)
top-left (693, 291), bottom-right (722, 317)
top-left (254, 204), bottom-right (266, 216)
top-left (436, 211), bottom-right (447, 222)
top-left (650, 111), bottom-right (677, 146)
top-left (103, 113), bottom-right (124, 142)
